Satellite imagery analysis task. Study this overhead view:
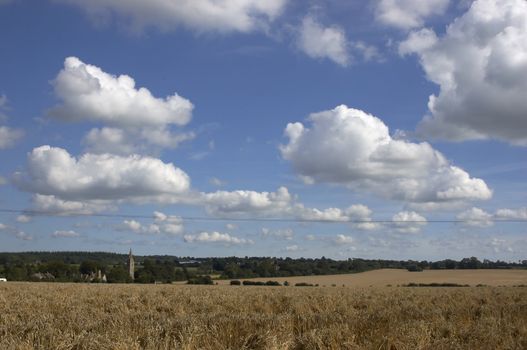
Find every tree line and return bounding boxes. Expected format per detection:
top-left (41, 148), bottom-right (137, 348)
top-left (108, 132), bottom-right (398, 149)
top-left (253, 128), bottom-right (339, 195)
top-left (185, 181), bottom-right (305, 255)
top-left (0, 252), bottom-right (525, 283)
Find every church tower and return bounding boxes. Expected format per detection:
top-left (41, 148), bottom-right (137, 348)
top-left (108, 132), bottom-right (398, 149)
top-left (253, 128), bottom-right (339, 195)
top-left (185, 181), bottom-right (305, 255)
top-left (127, 248), bottom-right (135, 281)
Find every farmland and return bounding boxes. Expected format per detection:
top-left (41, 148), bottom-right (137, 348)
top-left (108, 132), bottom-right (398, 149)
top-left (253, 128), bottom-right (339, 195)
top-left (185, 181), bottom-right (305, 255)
top-left (215, 268), bottom-right (527, 287)
top-left (1, 270), bottom-right (526, 349)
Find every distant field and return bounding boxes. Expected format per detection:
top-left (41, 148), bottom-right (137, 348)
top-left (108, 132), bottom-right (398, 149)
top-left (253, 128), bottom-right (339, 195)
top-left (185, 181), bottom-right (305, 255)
top-left (216, 268), bottom-right (527, 287)
top-left (1, 282), bottom-right (526, 349)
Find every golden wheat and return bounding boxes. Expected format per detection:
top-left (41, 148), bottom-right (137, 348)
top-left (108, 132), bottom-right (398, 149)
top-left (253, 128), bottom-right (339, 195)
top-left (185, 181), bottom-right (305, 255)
top-left (0, 283), bottom-right (526, 350)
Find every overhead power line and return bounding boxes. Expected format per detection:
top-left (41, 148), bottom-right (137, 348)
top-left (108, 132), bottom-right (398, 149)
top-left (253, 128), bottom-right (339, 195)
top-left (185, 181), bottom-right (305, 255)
top-left (0, 208), bottom-right (526, 224)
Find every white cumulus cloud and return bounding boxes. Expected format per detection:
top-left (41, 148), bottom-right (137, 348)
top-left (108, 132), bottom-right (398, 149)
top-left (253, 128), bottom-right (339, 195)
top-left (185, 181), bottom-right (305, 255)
top-left (117, 212), bottom-right (184, 236)
top-left (120, 220), bottom-right (161, 235)
top-left (375, 0), bottom-right (450, 29)
top-left (0, 96), bottom-right (23, 149)
top-left (32, 194), bottom-right (112, 215)
top-left (16, 215), bottom-right (32, 223)
top-left (280, 105), bottom-right (492, 206)
top-left (334, 234), bottom-right (354, 245)
top-left (153, 211), bottom-right (184, 235)
top-left (401, 0), bottom-right (527, 145)
top-left (201, 186), bottom-right (292, 217)
top-left (0, 223), bottom-right (33, 241)
top-left (51, 57), bottom-right (192, 127)
top-left (0, 126), bottom-right (23, 149)
top-left (284, 245), bottom-right (301, 252)
top-left (184, 231), bottom-right (253, 245)
top-left (297, 16), bottom-right (350, 66)
top-left (50, 57), bottom-right (194, 154)
top-left (55, 0), bottom-right (287, 33)
top-left (495, 207), bottom-right (527, 220)
top-left (14, 145), bottom-right (190, 202)
top-left (83, 127), bottom-right (195, 155)
top-left (392, 211), bottom-right (427, 233)
top-left (457, 207), bottom-right (493, 227)
top-left (295, 203), bottom-right (379, 230)
top-left (52, 230), bottom-right (81, 238)
top-left (261, 228), bottom-right (294, 241)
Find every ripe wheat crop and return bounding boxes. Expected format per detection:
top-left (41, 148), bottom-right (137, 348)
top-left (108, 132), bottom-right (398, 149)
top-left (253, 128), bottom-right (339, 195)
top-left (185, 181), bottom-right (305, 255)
top-left (0, 283), bottom-right (526, 349)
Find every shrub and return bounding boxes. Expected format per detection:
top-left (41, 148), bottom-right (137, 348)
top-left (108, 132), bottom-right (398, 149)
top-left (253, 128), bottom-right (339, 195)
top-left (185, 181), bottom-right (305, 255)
top-left (243, 281), bottom-right (265, 286)
top-left (265, 281), bottom-right (281, 286)
top-left (295, 282), bottom-right (314, 287)
top-left (187, 275), bottom-right (214, 285)
top-left (404, 282), bottom-right (470, 287)
top-left (230, 280), bottom-right (241, 285)
top-left (407, 265), bottom-right (423, 272)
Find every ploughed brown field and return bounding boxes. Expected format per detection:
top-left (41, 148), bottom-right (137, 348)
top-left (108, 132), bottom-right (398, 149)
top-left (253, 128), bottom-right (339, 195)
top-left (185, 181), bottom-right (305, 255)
top-left (1, 270), bottom-right (526, 350)
top-left (216, 268), bottom-right (527, 287)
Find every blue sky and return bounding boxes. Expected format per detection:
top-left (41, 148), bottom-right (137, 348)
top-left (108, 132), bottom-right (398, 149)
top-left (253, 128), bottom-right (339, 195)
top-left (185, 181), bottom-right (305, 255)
top-left (0, 0), bottom-right (525, 260)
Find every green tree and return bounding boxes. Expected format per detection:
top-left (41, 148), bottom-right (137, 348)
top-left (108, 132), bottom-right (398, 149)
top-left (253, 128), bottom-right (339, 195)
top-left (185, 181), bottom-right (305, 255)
top-left (107, 265), bottom-right (132, 283)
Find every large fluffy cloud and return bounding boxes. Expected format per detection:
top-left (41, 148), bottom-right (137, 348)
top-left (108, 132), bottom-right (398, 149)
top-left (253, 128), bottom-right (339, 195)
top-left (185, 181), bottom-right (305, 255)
top-left (51, 57), bottom-right (192, 127)
top-left (297, 16), bottom-right (350, 66)
top-left (375, 0), bottom-right (450, 29)
top-left (400, 0), bottom-right (527, 145)
top-left (280, 105), bottom-right (492, 205)
top-left (201, 186), bottom-right (293, 217)
top-left (14, 146), bottom-right (190, 202)
top-left (50, 57), bottom-right (194, 154)
top-left (55, 0), bottom-right (287, 33)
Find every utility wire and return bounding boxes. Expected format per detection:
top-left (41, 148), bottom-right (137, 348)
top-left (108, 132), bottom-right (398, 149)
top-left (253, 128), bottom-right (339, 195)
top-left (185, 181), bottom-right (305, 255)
top-left (0, 208), bottom-right (526, 224)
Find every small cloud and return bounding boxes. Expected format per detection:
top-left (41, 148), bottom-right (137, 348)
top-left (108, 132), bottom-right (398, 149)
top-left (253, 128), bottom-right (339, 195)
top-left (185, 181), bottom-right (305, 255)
top-left (15, 230), bottom-right (33, 241)
top-left (0, 223), bottom-right (33, 240)
top-left (209, 177), bottom-right (226, 187)
top-left (16, 215), bottom-right (32, 223)
top-left (334, 234), bottom-right (354, 245)
top-left (261, 227), bottom-right (294, 240)
top-left (226, 223), bottom-right (238, 230)
top-left (495, 207), bottom-right (527, 220)
top-left (0, 126), bottom-right (24, 149)
top-left (392, 211), bottom-right (427, 233)
top-left (457, 207), bottom-right (493, 228)
top-left (297, 16), bottom-right (350, 66)
top-left (284, 245), bottom-right (302, 252)
top-left (52, 230), bottom-right (80, 238)
top-left (487, 238), bottom-right (513, 253)
top-left (184, 231), bottom-right (253, 245)
top-left (189, 151), bottom-right (211, 161)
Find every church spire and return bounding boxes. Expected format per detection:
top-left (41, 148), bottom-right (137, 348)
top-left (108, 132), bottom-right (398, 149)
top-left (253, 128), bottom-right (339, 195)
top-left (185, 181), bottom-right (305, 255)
top-left (127, 248), bottom-right (135, 281)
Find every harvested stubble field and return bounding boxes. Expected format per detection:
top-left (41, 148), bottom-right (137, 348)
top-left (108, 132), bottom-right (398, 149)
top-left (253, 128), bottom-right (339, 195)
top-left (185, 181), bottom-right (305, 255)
top-left (1, 280), bottom-right (526, 349)
top-left (216, 268), bottom-right (527, 287)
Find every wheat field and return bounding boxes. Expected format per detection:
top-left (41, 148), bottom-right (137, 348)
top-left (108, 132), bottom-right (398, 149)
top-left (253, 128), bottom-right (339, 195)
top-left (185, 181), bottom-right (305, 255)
top-left (1, 281), bottom-right (526, 350)
top-left (215, 268), bottom-right (527, 287)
